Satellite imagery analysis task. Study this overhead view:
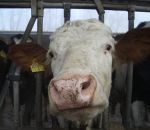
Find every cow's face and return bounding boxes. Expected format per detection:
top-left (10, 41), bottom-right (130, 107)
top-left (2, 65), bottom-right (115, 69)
top-left (47, 19), bottom-right (116, 122)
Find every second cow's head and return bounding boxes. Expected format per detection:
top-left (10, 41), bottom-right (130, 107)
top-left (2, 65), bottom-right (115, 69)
top-left (8, 19), bottom-right (150, 123)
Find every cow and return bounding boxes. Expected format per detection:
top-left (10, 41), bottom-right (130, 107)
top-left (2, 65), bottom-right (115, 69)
top-left (0, 39), bottom-right (11, 127)
top-left (8, 34), bottom-right (55, 127)
top-left (0, 35), bottom-right (66, 128)
top-left (109, 21), bottom-right (150, 128)
top-left (131, 21), bottom-right (150, 128)
top-left (0, 34), bottom-right (33, 93)
top-left (7, 19), bottom-right (150, 129)
top-left (0, 39), bottom-right (9, 92)
top-left (0, 34), bottom-right (38, 126)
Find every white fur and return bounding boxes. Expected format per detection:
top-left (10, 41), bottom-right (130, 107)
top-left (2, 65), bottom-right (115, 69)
top-left (47, 19), bottom-right (116, 122)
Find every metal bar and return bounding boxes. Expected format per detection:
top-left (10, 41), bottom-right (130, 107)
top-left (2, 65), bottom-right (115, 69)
top-left (43, 2), bottom-right (150, 11)
top-left (37, 0), bottom-right (43, 42)
top-left (102, 108), bottom-right (110, 130)
top-left (20, 0), bottom-right (37, 44)
top-left (35, 73), bottom-right (43, 128)
top-left (35, 0), bottom-right (44, 128)
top-left (20, 17), bottom-right (36, 44)
top-left (0, 2), bottom-right (150, 12)
top-left (125, 62), bottom-right (133, 130)
top-left (125, 9), bottom-right (135, 130)
top-left (0, 81), bottom-right (10, 108)
top-left (0, 63), bottom-right (16, 108)
top-left (64, 2), bottom-right (71, 23)
top-left (99, 13), bottom-right (104, 23)
top-left (31, 0), bottom-right (37, 17)
top-left (93, 0), bottom-right (105, 22)
top-left (128, 10), bottom-right (135, 30)
top-left (98, 114), bottom-right (103, 128)
top-left (13, 67), bottom-right (21, 127)
top-left (37, 0), bottom-right (43, 45)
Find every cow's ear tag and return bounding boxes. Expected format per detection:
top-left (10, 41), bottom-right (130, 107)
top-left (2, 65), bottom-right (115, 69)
top-left (30, 59), bottom-right (44, 72)
top-left (0, 50), bottom-right (7, 59)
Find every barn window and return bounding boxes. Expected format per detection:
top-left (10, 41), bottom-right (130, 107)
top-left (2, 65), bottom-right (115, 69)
top-left (71, 9), bottom-right (99, 21)
top-left (0, 9), bottom-right (32, 31)
top-left (43, 9), bottom-right (64, 32)
top-left (105, 10), bottom-right (128, 33)
top-left (135, 12), bottom-right (150, 27)
top-left (0, 8), bottom-right (64, 32)
top-left (0, 9), bottom-right (150, 33)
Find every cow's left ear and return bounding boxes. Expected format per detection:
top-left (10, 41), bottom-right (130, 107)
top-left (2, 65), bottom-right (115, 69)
top-left (115, 28), bottom-right (150, 63)
top-left (8, 43), bottom-right (48, 72)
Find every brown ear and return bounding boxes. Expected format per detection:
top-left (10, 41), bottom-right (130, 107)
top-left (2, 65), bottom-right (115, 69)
top-left (115, 28), bottom-right (150, 63)
top-left (8, 43), bottom-right (48, 71)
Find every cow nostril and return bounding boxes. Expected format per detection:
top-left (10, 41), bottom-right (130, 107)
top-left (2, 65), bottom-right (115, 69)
top-left (51, 81), bottom-right (58, 92)
top-left (81, 80), bottom-right (91, 90)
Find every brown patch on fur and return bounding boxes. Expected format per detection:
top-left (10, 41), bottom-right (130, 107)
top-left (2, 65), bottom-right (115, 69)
top-left (115, 28), bottom-right (150, 63)
top-left (8, 43), bottom-right (47, 71)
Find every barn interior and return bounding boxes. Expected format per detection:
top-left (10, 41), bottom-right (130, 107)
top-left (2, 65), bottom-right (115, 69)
top-left (0, 0), bottom-right (150, 130)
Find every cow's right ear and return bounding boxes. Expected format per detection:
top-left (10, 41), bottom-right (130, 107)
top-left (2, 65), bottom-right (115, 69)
top-left (8, 43), bottom-right (48, 72)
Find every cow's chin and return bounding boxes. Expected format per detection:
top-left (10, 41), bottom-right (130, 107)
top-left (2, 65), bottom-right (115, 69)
top-left (59, 107), bottom-right (103, 122)
top-left (48, 102), bottom-right (106, 123)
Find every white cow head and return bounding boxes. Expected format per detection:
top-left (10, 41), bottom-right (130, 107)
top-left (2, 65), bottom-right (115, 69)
top-left (8, 19), bottom-right (150, 124)
top-left (47, 19), bottom-right (115, 122)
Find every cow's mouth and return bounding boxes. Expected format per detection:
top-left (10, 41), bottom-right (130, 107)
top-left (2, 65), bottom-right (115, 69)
top-left (58, 105), bottom-right (101, 122)
top-left (59, 104), bottom-right (103, 113)
top-left (60, 104), bottom-right (104, 111)
top-left (60, 106), bottom-right (90, 112)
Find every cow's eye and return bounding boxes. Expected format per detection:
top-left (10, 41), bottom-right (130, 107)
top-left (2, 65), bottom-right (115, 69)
top-left (105, 44), bottom-right (112, 51)
top-left (49, 52), bottom-right (54, 58)
top-left (49, 51), bottom-right (57, 60)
